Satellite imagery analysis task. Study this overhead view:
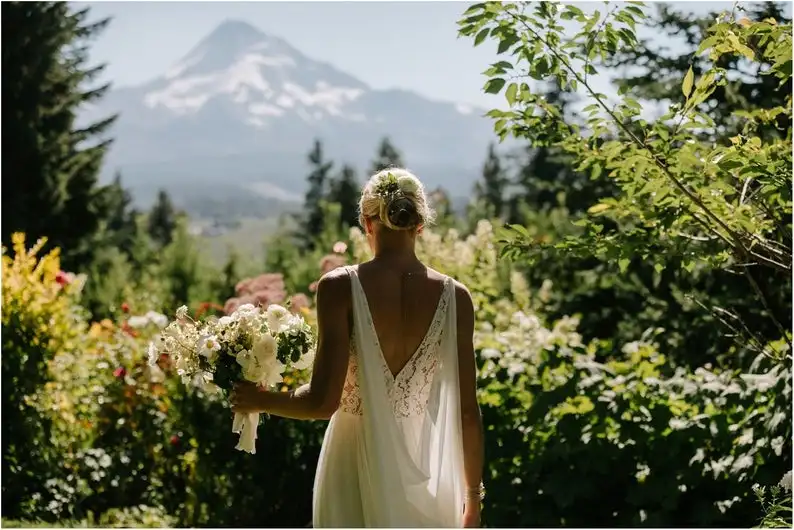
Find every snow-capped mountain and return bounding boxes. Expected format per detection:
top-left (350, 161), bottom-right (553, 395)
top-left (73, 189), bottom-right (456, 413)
top-left (89, 20), bottom-right (495, 208)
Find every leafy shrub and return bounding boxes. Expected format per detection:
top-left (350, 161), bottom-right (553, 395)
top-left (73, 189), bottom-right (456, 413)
top-left (478, 329), bottom-right (792, 527)
top-left (1, 234), bottom-right (90, 519)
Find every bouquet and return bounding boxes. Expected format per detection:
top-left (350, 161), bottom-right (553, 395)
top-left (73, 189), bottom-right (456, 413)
top-left (147, 302), bottom-right (315, 454)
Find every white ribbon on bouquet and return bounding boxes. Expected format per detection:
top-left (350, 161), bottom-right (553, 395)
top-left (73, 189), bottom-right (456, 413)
top-left (232, 412), bottom-right (260, 454)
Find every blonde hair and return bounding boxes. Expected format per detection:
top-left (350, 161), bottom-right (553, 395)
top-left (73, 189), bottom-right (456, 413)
top-left (358, 168), bottom-right (435, 231)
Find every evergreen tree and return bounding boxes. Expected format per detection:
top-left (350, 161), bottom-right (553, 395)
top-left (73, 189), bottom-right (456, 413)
top-left (428, 187), bottom-right (459, 232)
top-left (148, 189), bottom-right (177, 248)
top-left (328, 164), bottom-right (360, 230)
top-left (301, 139), bottom-right (334, 248)
top-left (2, 2), bottom-right (116, 270)
top-left (369, 137), bottom-right (405, 174)
top-left (473, 143), bottom-right (508, 220)
top-left (100, 172), bottom-right (139, 257)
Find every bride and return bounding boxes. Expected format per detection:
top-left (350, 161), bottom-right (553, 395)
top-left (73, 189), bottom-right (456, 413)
top-left (231, 168), bottom-right (485, 528)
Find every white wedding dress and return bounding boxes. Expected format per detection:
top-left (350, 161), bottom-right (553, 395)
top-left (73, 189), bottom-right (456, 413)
top-left (312, 266), bottom-right (465, 527)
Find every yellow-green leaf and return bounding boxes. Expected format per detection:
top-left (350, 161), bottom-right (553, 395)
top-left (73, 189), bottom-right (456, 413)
top-left (682, 66), bottom-right (694, 98)
top-left (505, 83), bottom-right (518, 106)
top-left (588, 203), bottom-right (611, 215)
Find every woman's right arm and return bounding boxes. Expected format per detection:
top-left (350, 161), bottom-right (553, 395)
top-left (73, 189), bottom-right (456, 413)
top-left (456, 284), bottom-right (485, 527)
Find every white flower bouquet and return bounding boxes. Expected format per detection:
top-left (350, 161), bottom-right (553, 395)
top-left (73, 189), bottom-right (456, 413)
top-left (147, 302), bottom-right (315, 454)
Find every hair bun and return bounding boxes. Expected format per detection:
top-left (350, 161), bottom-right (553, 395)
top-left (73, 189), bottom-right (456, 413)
top-left (386, 196), bottom-right (420, 230)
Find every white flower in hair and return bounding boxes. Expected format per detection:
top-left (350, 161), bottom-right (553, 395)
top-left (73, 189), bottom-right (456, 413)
top-left (397, 175), bottom-right (420, 195)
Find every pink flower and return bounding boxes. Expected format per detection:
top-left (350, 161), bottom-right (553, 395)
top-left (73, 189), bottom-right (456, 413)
top-left (55, 271), bottom-right (72, 286)
top-left (333, 241), bottom-right (348, 254)
top-left (289, 294), bottom-right (311, 313)
top-left (319, 254), bottom-right (347, 275)
top-left (224, 297), bottom-right (242, 315)
top-left (121, 302), bottom-right (130, 313)
top-left (226, 273), bottom-right (288, 314)
top-left (113, 367), bottom-right (127, 378)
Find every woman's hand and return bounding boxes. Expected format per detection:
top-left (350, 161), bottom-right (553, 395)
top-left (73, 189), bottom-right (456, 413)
top-left (230, 381), bottom-right (265, 414)
top-left (462, 503), bottom-right (480, 528)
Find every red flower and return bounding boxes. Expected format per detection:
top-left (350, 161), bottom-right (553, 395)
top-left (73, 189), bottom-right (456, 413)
top-left (169, 435), bottom-right (180, 446)
top-left (121, 302), bottom-right (130, 313)
top-left (113, 367), bottom-right (127, 378)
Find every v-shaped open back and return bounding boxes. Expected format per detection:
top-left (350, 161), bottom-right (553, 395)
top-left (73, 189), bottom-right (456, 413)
top-left (350, 269), bottom-right (452, 381)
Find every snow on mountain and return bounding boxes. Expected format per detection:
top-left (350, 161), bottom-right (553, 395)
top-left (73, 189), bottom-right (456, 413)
top-left (89, 20), bottom-right (495, 208)
top-left (141, 20), bottom-right (368, 122)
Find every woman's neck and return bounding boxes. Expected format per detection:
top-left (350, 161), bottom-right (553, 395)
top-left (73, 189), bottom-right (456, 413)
top-left (372, 245), bottom-right (422, 271)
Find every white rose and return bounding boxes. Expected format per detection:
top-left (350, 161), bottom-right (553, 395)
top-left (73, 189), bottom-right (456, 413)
top-left (235, 303), bottom-right (258, 316)
top-left (397, 175), bottom-right (420, 195)
top-left (266, 304), bottom-right (290, 334)
top-left (236, 333), bottom-right (285, 387)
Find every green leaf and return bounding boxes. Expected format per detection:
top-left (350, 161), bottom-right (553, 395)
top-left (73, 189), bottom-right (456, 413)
top-left (505, 83), bottom-right (518, 106)
top-left (484, 78), bottom-right (507, 94)
top-left (682, 66), bottom-right (694, 98)
top-left (625, 5), bottom-right (644, 17)
top-left (696, 36), bottom-right (719, 56)
top-left (463, 3), bottom-right (486, 15)
top-left (474, 28), bottom-right (490, 47)
top-left (497, 36), bottom-right (520, 54)
top-left (618, 258), bottom-right (630, 273)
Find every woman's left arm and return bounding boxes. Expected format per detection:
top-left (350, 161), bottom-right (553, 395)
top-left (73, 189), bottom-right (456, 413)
top-left (231, 269), bottom-right (351, 420)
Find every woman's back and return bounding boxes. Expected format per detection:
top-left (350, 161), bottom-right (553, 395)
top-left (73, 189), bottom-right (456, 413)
top-left (355, 261), bottom-right (449, 379)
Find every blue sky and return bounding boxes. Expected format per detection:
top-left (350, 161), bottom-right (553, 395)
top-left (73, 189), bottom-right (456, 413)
top-left (76, 1), bottom-right (768, 107)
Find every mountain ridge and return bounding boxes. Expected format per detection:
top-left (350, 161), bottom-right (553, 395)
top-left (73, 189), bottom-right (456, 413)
top-left (88, 19), bottom-right (496, 213)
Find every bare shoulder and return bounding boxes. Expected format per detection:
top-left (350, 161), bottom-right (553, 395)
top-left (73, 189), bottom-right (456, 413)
top-left (316, 267), bottom-right (352, 303)
top-left (425, 267), bottom-right (473, 314)
top-left (451, 279), bottom-right (474, 316)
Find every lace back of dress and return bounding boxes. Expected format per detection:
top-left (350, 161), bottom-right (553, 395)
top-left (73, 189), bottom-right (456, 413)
top-left (339, 269), bottom-right (451, 418)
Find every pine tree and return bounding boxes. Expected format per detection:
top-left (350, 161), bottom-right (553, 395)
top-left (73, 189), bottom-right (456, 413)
top-left (328, 164), bottom-right (361, 230)
top-left (148, 190), bottom-right (177, 248)
top-left (100, 172), bottom-right (139, 258)
top-left (2, 2), bottom-right (116, 270)
top-left (428, 187), bottom-right (459, 232)
top-left (301, 139), bottom-right (334, 248)
top-left (369, 137), bottom-right (405, 174)
top-left (473, 143), bottom-right (508, 220)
